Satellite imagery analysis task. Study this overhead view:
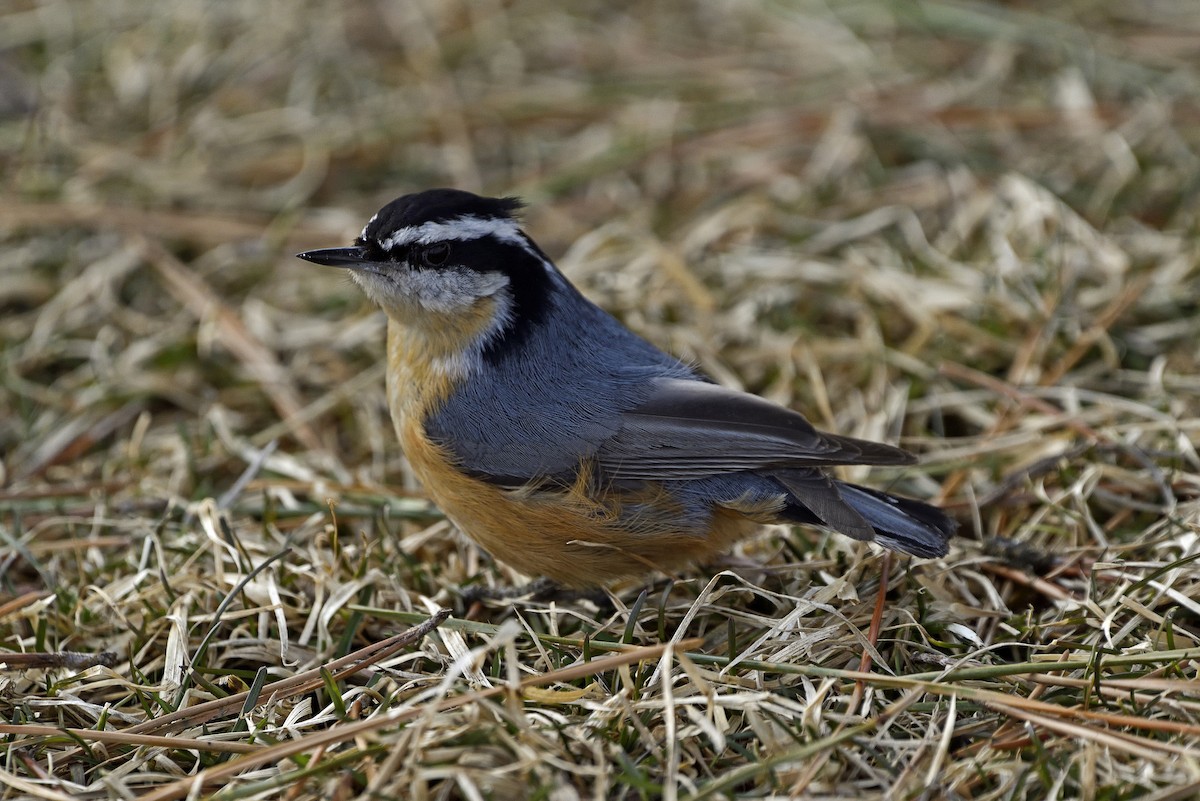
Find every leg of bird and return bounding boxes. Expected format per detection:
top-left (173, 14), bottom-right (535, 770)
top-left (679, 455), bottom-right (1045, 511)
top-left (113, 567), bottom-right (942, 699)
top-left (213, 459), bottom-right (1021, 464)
top-left (461, 577), bottom-right (615, 615)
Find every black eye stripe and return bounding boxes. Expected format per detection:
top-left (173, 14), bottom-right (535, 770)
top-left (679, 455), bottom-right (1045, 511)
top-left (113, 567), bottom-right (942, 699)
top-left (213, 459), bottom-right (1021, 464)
top-left (354, 236), bottom-right (398, 262)
top-left (363, 233), bottom-right (527, 270)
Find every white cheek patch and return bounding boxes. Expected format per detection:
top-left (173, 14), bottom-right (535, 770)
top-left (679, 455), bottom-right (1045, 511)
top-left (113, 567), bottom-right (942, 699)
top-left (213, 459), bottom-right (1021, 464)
top-left (380, 216), bottom-right (525, 250)
top-left (352, 266), bottom-right (510, 314)
top-left (407, 268), bottom-right (510, 313)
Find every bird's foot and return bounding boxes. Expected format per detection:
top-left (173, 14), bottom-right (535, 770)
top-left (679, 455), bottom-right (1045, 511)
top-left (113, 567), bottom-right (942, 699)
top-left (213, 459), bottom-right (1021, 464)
top-left (461, 577), bottom-right (614, 615)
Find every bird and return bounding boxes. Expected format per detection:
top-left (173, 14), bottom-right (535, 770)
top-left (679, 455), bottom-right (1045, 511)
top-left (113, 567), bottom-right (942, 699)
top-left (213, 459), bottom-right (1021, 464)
top-left (297, 189), bottom-right (955, 590)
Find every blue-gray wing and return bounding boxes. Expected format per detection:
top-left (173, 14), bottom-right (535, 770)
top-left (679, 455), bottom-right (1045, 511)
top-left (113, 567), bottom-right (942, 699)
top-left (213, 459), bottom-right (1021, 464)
top-left (595, 378), bottom-right (916, 481)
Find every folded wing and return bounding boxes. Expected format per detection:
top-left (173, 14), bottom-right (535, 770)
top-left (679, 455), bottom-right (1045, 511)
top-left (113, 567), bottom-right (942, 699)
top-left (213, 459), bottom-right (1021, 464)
top-left (596, 378), bottom-right (915, 480)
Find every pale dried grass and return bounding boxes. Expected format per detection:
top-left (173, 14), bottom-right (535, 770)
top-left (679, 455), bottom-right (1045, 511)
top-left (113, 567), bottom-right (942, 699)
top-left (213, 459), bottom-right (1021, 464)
top-left (2, 1), bottom-right (1199, 799)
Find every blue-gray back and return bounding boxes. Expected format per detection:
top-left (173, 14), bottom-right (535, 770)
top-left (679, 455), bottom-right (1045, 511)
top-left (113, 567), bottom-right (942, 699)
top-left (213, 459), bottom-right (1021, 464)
top-left (425, 280), bottom-right (698, 482)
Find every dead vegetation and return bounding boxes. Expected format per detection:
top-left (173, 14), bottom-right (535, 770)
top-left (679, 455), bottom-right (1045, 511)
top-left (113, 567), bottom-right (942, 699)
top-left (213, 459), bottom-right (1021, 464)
top-left (1, 0), bottom-right (1199, 798)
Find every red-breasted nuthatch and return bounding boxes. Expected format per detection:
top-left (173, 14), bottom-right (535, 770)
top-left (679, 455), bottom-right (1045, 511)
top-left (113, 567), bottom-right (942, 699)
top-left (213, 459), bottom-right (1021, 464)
top-left (298, 189), bottom-right (955, 588)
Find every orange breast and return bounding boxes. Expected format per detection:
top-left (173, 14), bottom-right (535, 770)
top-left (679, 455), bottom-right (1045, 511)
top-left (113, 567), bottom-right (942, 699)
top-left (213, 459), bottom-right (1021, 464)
top-left (384, 318), bottom-right (757, 586)
top-left (399, 419), bottom-right (756, 585)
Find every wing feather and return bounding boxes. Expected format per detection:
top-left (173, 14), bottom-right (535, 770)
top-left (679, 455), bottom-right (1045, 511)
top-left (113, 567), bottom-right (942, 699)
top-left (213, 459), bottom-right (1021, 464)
top-left (596, 378), bottom-right (915, 480)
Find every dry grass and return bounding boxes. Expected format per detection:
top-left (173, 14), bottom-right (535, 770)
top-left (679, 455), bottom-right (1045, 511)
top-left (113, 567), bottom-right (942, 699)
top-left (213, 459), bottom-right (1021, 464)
top-left (2, 0), bottom-right (1200, 798)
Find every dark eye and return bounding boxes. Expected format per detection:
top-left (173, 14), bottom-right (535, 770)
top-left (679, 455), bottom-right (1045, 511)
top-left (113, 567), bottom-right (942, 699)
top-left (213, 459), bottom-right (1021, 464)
top-left (421, 243), bottom-right (450, 267)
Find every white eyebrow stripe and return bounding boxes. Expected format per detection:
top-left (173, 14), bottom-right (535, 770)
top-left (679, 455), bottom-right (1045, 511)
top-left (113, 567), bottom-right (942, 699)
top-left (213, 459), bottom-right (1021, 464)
top-left (360, 211), bottom-right (380, 240)
top-left (379, 216), bottom-right (525, 250)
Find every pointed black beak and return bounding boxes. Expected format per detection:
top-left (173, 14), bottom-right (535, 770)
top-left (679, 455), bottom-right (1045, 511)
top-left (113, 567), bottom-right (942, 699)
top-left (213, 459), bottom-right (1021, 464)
top-left (296, 246), bottom-right (373, 268)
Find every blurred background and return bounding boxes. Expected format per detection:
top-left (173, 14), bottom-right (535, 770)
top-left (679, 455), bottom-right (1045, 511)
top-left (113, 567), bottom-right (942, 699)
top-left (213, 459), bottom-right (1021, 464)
top-left (2, 1), bottom-right (1199, 798)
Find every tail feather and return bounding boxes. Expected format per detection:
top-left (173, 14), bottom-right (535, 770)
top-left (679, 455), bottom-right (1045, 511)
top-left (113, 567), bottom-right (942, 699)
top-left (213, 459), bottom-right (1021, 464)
top-left (769, 469), bottom-right (876, 543)
top-left (838, 483), bottom-right (956, 558)
top-left (769, 469), bottom-right (956, 558)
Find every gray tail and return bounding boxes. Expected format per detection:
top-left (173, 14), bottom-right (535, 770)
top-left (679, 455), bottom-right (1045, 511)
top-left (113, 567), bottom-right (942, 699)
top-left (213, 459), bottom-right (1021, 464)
top-left (770, 469), bottom-right (955, 558)
top-left (838, 483), bottom-right (956, 558)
